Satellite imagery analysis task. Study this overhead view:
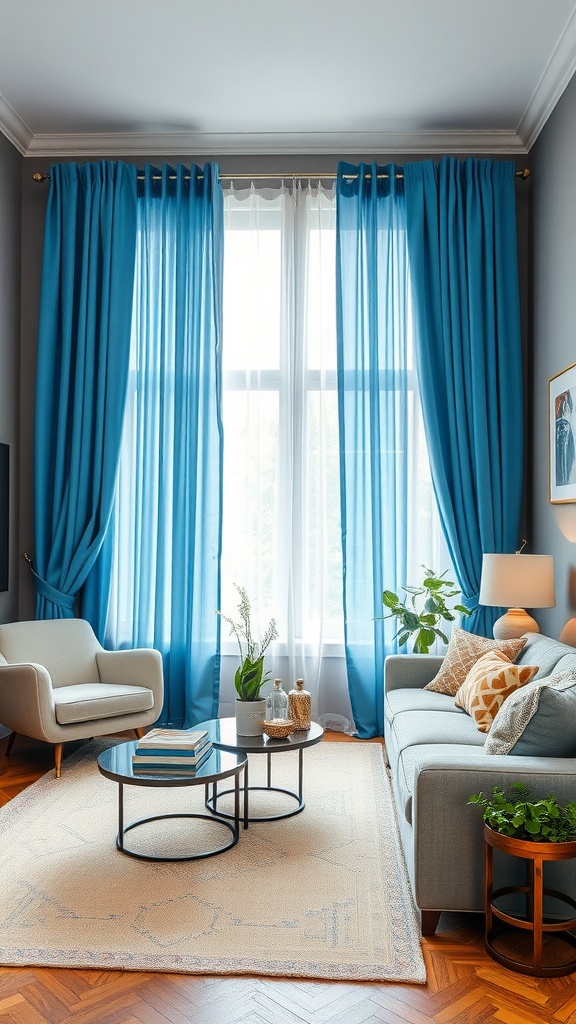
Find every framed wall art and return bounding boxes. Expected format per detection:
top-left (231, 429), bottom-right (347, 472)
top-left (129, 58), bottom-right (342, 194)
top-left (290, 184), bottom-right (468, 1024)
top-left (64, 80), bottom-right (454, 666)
top-left (549, 362), bottom-right (576, 503)
top-left (0, 443), bottom-right (8, 591)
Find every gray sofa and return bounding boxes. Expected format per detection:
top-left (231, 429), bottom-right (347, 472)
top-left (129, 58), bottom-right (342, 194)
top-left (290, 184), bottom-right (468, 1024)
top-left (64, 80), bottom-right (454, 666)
top-left (384, 632), bottom-right (576, 935)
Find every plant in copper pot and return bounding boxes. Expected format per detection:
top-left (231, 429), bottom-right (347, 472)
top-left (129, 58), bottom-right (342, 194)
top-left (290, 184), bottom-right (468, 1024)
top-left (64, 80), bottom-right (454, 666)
top-left (468, 783), bottom-right (576, 843)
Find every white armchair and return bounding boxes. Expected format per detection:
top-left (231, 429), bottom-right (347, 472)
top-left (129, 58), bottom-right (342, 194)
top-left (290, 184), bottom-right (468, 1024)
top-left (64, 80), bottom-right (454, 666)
top-left (0, 618), bottom-right (164, 776)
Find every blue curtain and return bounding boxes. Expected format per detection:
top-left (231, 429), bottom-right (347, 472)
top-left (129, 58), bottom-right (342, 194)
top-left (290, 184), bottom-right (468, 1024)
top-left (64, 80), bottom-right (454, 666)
top-left (86, 164), bottom-right (224, 728)
top-left (404, 158), bottom-right (524, 635)
top-left (34, 161), bottom-right (137, 618)
top-left (336, 163), bottom-right (410, 738)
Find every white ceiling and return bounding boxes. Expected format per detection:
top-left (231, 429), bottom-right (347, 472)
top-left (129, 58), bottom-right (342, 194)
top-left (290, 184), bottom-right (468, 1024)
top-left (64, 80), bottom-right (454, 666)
top-left (2, 0), bottom-right (576, 158)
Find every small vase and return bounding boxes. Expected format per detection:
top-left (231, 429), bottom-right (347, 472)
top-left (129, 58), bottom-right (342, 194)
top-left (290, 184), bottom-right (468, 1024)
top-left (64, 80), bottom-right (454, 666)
top-left (288, 678), bottom-right (312, 731)
top-left (266, 679), bottom-right (289, 721)
top-left (235, 698), bottom-right (266, 736)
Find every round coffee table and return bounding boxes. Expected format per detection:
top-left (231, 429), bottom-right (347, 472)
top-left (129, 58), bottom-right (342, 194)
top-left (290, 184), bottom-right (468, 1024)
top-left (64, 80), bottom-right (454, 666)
top-left (97, 740), bottom-right (247, 861)
top-left (193, 718), bottom-right (324, 828)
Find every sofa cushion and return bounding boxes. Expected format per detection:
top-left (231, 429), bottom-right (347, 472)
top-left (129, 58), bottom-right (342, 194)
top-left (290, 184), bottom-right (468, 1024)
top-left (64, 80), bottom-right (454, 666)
top-left (454, 651), bottom-right (538, 733)
top-left (385, 687), bottom-right (463, 726)
top-left (389, 707), bottom-right (484, 757)
top-left (484, 671), bottom-right (576, 756)
top-left (424, 628), bottom-right (527, 696)
top-left (53, 683), bottom-right (154, 725)
top-left (515, 633), bottom-right (576, 678)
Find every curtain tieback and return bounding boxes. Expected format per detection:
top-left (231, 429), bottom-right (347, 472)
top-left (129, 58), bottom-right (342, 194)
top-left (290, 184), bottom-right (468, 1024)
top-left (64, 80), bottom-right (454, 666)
top-left (24, 553), bottom-right (76, 613)
top-left (461, 592), bottom-right (479, 613)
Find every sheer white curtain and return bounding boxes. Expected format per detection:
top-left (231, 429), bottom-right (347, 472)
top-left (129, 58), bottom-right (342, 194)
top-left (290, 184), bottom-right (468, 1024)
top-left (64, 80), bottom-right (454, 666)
top-left (219, 178), bottom-right (452, 731)
top-left (219, 180), bottom-right (354, 729)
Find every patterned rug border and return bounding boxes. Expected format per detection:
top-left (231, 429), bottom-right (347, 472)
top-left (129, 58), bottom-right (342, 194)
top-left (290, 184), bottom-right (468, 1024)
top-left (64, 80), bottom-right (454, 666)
top-left (0, 739), bottom-right (426, 983)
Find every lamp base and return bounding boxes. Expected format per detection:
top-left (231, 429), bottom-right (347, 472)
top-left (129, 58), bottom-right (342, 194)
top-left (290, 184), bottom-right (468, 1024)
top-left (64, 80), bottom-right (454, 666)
top-left (492, 608), bottom-right (540, 640)
top-left (559, 618), bottom-right (576, 647)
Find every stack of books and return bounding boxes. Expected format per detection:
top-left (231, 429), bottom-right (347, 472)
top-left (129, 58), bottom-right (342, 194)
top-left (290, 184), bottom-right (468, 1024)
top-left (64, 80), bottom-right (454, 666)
top-left (132, 728), bottom-right (212, 774)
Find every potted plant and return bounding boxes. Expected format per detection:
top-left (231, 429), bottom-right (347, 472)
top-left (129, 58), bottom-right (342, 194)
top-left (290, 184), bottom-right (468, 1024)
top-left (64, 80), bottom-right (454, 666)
top-left (217, 585), bottom-right (278, 735)
top-left (471, 783), bottom-right (576, 976)
top-left (382, 566), bottom-right (470, 654)
top-left (468, 782), bottom-right (576, 844)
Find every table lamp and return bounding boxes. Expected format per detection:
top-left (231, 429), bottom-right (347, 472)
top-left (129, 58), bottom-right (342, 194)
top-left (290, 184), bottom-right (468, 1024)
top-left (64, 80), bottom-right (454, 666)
top-left (479, 549), bottom-right (555, 639)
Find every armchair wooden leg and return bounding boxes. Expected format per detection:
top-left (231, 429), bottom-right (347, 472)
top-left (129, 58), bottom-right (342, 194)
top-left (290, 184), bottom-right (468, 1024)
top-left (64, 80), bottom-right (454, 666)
top-left (5, 731), bottom-right (17, 756)
top-left (134, 728), bottom-right (145, 739)
top-left (54, 743), bottom-right (63, 779)
top-left (421, 910), bottom-right (441, 936)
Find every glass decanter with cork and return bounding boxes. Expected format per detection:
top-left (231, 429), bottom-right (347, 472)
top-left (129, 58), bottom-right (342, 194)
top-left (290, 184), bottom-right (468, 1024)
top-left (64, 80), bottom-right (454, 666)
top-left (266, 678), bottom-right (289, 721)
top-left (288, 678), bottom-right (311, 731)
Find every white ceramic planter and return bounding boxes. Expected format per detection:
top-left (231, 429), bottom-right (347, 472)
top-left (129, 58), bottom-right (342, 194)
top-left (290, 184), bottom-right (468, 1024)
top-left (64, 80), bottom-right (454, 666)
top-left (235, 698), bottom-right (266, 736)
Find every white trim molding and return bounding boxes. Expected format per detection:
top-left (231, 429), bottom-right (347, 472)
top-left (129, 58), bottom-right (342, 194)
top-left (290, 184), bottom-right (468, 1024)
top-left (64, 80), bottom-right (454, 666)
top-left (517, 7), bottom-right (576, 150)
top-left (0, 93), bottom-right (33, 156)
top-left (22, 128), bottom-right (528, 159)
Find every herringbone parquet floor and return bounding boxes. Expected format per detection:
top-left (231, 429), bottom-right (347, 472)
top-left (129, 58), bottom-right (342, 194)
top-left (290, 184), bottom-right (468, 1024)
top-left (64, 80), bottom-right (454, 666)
top-left (1, 733), bottom-right (575, 1024)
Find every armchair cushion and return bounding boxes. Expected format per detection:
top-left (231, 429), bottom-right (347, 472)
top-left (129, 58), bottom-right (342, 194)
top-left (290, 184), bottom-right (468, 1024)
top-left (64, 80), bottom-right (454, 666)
top-left (53, 683), bottom-right (155, 726)
top-left (0, 619), bottom-right (100, 687)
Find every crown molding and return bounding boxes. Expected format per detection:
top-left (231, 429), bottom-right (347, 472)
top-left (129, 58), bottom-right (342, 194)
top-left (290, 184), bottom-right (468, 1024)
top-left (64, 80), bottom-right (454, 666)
top-left (22, 127), bottom-right (528, 159)
top-left (0, 92), bottom-right (33, 155)
top-left (517, 7), bottom-right (576, 150)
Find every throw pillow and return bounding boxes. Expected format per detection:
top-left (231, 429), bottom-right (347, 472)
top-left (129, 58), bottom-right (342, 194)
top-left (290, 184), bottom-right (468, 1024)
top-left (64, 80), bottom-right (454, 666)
top-left (424, 628), bottom-right (528, 696)
top-left (484, 671), bottom-right (576, 755)
top-left (454, 650), bottom-right (538, 733)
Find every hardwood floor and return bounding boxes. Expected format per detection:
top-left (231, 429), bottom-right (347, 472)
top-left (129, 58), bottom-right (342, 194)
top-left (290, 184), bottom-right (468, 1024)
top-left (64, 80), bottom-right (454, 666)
top-left (1, 732), bottom-right (575, 1024)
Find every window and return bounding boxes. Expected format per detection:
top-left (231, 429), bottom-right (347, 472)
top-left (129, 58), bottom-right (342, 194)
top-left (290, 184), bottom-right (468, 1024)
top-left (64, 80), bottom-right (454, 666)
top-left (221, 182), bottom-right (343, 650)
top-left (220, 182), bottom-right (450, 660)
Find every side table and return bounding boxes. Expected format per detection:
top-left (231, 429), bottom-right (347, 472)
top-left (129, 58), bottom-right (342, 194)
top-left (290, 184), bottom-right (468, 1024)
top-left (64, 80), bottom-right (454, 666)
top-left (484, 823), bottom-right (576, 976)
top-left (98, 741), bottom-right (247, 861)
top-left (193, 718), bottom-right (324, 828)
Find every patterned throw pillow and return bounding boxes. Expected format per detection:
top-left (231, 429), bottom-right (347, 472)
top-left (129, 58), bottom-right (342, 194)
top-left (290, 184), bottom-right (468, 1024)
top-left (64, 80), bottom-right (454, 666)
top-left (454, 650), bottom-right (538, 733)
top-left (424, 628), bottom-right (528, 696)
top-left (484, 671), bottom-right (576, 755)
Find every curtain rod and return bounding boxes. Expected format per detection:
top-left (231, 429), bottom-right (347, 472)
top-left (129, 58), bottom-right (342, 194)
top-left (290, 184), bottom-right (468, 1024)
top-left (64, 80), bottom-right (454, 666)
top-left (32, 167), bottom-right (531, 184)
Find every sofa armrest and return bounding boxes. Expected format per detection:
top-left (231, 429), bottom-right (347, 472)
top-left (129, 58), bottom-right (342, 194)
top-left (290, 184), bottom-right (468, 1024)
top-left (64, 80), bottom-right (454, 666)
top-left (410, 752), bottom-right (576, 912)
top-left (384, 654), bottom-right (444, 693)
top-left (96, 648), bottom-right (164, 704)
top-left (0, 662), bottom-right (56, 740)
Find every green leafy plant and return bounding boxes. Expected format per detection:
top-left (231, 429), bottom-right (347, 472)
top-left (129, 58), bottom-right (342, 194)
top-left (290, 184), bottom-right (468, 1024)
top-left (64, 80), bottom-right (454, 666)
top-left (382, 566), bottom-right (470, 654)
top-left (217, 585), bottom-right (278, 701)
top-left (468, 783), bottom-right (576, 843)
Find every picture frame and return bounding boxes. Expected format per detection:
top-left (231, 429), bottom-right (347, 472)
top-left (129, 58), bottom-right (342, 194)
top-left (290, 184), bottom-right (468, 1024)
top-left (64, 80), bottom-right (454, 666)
top-left (0, 443), bottom-right (8, 591)
top-left (549, 362), bottom-right (576, 503)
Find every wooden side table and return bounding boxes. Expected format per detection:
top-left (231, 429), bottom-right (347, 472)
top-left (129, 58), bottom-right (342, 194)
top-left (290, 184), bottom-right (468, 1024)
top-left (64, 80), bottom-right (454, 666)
top-left (484, 823), bottom-right (576, 976)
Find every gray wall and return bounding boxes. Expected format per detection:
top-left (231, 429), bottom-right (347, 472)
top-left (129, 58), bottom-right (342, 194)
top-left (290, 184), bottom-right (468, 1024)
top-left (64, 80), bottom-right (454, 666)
top-left (0, 134), bottom-right (22, 624)
top-left (531, 73), bottom-right (576, 638)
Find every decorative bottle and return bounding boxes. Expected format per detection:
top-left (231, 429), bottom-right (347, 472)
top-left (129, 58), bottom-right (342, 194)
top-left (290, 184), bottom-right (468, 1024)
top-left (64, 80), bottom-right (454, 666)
top-left (288, 678), bottom-right (311, 731)
top-left (266, 678), bottom-right (289, 721)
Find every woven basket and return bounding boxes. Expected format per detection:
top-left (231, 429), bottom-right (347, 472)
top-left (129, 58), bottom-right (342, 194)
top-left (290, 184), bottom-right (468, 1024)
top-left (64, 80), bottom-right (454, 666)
top-left (261, 718), bottom-right (295, 739)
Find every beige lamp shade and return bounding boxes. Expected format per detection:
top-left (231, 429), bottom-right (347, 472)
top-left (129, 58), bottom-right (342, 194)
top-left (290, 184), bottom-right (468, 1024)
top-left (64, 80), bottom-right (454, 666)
top-left (479, 553), bottom-right (556, 639)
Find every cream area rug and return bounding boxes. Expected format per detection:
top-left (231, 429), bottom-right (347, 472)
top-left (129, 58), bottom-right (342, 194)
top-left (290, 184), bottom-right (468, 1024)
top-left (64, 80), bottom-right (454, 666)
top-left (0, 739), bottom-right (425, 983)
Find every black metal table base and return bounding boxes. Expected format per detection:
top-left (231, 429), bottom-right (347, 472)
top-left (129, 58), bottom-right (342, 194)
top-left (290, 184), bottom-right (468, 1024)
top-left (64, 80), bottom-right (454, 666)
top-left (116, 779), bottom-right (240, 861)
top-left (206, 785), bottom-right (304, 826)
top-left (206, 747), bottom-right (304, 828)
